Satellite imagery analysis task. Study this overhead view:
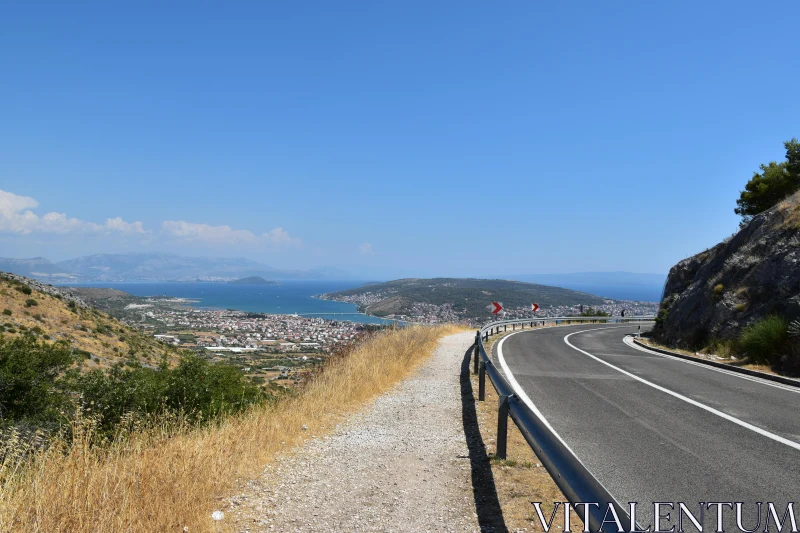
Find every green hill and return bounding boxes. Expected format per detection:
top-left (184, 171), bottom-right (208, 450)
top-left (320, 278), bottom-right (608, 319)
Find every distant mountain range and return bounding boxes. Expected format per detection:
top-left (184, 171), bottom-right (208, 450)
top-left (0, 257), bottom-right (74, 278)
top-left (0, 253), bottom-right (349, 282)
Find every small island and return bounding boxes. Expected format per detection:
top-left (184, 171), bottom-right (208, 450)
top-left (228, 276), bottom-right (278, 285)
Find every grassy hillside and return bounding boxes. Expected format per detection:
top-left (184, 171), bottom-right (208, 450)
top-left (321, 277), bottom-right (608, 318)
top-left (0, 325), bottom-right (459, 533)
top-left (0, 272), bottom-right (180, 369)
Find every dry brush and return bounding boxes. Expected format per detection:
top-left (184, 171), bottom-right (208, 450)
top-left (0, 325), bottom-right (461, 532)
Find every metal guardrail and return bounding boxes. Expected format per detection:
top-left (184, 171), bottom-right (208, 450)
top-left (473, 316), bottom-right (654, 533)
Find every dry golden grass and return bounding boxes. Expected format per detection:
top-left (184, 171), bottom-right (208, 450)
top-left (0, 325), bottom-right (461, 533)
top-left (776, 190), bottom-right (800, 228)
top-left (471, 352), bottom-right (565, 531)
top-left (0, 277), bottom-right (178, 368)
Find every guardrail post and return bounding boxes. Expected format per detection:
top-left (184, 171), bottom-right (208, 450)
top-left (473, 331), bottom-right (480, 374)
top-left (496, 394), bottom-right (510, 459)
top-left (478, 361), bottom-right (486, 401)
top-left (504, 325), bottom-right (507, 332)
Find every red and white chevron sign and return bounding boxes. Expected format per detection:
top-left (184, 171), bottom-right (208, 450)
top-left (490, 302), bottom-right (503, 314)
top-left (531, 303), bottom-right (539, 312)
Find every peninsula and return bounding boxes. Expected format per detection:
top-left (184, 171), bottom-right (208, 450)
top-left (228, 276), bottom-right (277, 285)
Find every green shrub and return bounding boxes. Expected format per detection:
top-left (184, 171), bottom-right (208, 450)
top-left (68, 354), bottom-right (266, 436)
top-left (2, 309), bottom-right (11, 316)
top-left (703, 338), bottom-right (735, 359)
top-left (94, 324), bottom-right (113, 336)
top-left (0, 333), bottom-right (74, 425)
top-left (74, 349), bottom-right (92, 359)
top-left (579, 307), bottom-right (609, 317)
top-left (713, 284), bottom-right (724, 300)
top-left (738, 315), bottom-right (789, 364)
top-left (655, 306), bottom-right (669, 327)
top-left (735, 303), bottom-right (746, 313)
top-left (25, 298), bottom-right (38, 307)
top-left (735, 139), bottom-right (800, 225)
top-left (15, 285), bottom-right (33, 295)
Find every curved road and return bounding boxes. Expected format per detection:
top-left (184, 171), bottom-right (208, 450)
top-left (494, 323), bottom-right (800, 532)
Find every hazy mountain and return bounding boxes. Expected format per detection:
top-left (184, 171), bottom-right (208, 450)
top-left (0, 257), bottom-right (76, 279)
top-left (1, 253), bottom-right (350, 281)
top-left (56, 253), bottom-right (267, 280)
top-left (55, 253), bottom-right (352, 281)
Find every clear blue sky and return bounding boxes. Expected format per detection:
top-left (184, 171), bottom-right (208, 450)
top-left (1, 2), bottom-right (798, 278)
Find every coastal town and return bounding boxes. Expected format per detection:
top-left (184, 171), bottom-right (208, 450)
top-left (136, 306), bottom-right (364, 353)
top-left (119, 303), bottom-right (372, 389)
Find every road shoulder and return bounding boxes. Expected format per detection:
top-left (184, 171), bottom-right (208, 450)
top-left (227, 331), bottom-right (483, 532)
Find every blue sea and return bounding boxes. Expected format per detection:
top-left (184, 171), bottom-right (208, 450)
top-left (58, 281), bottom-right (398, 325)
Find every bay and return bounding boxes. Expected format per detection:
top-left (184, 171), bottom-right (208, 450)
top-left (57, 280), bottom-right (398, 325)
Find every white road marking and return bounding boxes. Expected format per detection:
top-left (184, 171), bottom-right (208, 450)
top-left (564, 328), bottom-right (800, 452)
top-left (622, 335), bottom-right (800, 394)
top-left (496, 329), bottom-right (622, 457)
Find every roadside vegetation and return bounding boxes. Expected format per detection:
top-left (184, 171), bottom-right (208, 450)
top-left (645, 315), bottom-right (799, 376)
top-left (654, 139), bottom-right (800, 374)
top-left (0, 324), bottom-right (458, 532)
top-left (735, 138), bottom-right (800, 225)
top-left (574, 307), bottom-right (609, 317)
top-left (0, 273), bottom-right (179, 368)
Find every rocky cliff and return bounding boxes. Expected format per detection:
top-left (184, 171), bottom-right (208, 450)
top-left (653, 190), bottom-right (800, 349)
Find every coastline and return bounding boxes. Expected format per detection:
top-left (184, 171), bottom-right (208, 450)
top-left (312, 293), bottom-right (405, 325)
top-left (58, 281), bottom-right (400, 326)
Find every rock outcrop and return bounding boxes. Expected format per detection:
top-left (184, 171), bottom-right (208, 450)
top-left (653, 191), bottom-right (800, 349)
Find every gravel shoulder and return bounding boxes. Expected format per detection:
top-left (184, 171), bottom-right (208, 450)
top-left (228, 331), bottom-right (485, 532)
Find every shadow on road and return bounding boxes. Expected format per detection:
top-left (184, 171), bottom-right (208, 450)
top-left (460, 345), bottom-right (508, 532)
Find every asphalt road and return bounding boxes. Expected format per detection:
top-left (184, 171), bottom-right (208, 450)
top-left (494, 323), bottom-right (800, 532)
